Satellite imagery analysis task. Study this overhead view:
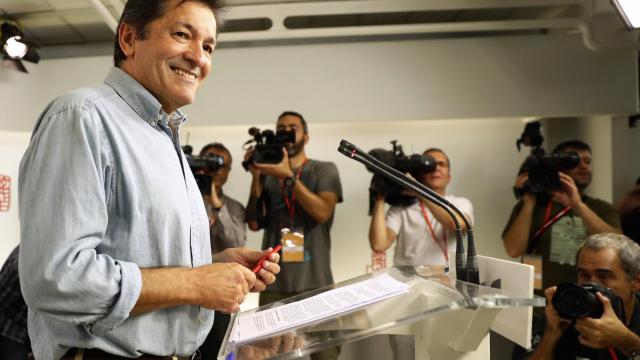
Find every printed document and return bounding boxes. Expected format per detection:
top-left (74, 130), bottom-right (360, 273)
top-left (229, 274), bottom-right (409, 344)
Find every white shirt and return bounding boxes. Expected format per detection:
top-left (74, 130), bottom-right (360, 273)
top-left (386, 195), bottom-right (473, 266)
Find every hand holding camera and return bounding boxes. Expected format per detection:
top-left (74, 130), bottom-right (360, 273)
top-left (514, 121), bottom-right (581, 199)
top-left (550, 172), bottom-right (582, 209)
top-left (548, 282), bottom-right (629, 349)
top-left (574, 292), bottom-right (636, 350)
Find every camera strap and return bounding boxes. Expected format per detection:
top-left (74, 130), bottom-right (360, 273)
top-left (419, 201), bottom-right (448, 262)
top-left (532, 201), bottom-right (571, 240)
top-left (281, 160), bottom-right (308, 227)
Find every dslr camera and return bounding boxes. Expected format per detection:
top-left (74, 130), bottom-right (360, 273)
top-left (367, 140), bottom-right (436, 210)
top-left (182, 145), bottom-right (225, 195)
top-left (515, 121), bottom-right (580, 198)
top-left (552, 282), bottom-right (625, 320)
top-left (242, 127), bottom-right (295, 171)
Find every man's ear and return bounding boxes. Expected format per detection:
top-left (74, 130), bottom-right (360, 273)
top-left (631, 273), bottom-right (640, 293)
top-left (118, 22), bottom-right (137, 58)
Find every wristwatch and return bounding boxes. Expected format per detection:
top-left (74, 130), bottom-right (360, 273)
top-left (283, 176), bottom-right (296, 188)
top-left (630, 351), bottom-right (640, 360)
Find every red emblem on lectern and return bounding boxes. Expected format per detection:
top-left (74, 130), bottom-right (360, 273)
top-left (0, 174), bottom-right (10, 212)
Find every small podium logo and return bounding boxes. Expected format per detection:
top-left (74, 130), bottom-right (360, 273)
top-left (0, 174), bottom-right (10, 212)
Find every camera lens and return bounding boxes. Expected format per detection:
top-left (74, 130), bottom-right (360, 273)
top-left (552, 283), bottom-right (598, 319)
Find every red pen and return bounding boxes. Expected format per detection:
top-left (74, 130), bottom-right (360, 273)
top-left (252, 244), bottom-right (282, 273)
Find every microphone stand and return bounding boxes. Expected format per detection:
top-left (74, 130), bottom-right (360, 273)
top-left (338, 139), bottom-right (479, 284)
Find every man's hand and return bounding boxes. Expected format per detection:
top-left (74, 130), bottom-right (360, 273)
top-left (237, 332), bottom-right (305, 360)
top-left (214, 247), bottom-right (281, 292)
top-left (209, 182), bottom-right (222, 209)
top-left (551, 172), bottom-right (582, 208)
top-left (543, 286), bottom-right (572, 338)
top-left (515, 172), bottom-right (536, 204)
top-left (575, 293), bottom-right (636, 350)
top-left (252, 149), bottom-right (294, 180)
top-left (244, 148), bottom-right (261, 178)
top-left (191, 262), bottom-right (256, 313)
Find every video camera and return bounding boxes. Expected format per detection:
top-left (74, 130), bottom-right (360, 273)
top-left (552, 282), bottom-right (625, 320)
top-left (367, 140), bottom-right (436, 210)
top-left (241, 127), bottom-right (295, 171)
top-left (182, 145), bottom-right (225, 195)
top-left (515, 121), bottom-right (580, 198)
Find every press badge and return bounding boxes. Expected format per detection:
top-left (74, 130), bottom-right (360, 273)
top-left (281, 227), bottom-right (305, 263)
top-left (522, 254), bottom-right (543, 290)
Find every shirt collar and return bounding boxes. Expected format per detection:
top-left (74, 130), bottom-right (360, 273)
top-left (104, 67), bottom-right (187, 128)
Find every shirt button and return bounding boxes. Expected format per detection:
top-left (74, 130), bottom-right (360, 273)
top-left (150, 121), bottom-right (156, 126)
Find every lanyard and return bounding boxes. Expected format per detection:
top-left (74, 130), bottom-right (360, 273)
top-left (281, 160), bottom-right (308, 226)
top-left (532, 201), bottom-right (571, 240)
top-left (419, 202), bottom-right (449, 262)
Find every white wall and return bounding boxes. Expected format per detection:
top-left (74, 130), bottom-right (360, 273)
top-left (612, 117), bottom-right (640, 203)
top-left (0, 33), bottom-right (637, 132)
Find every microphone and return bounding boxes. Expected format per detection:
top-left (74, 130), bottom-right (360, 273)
top-left (338, 139), bottom-right (479, 284)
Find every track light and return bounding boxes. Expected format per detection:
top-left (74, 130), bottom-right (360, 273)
top-left (611, 0), bottom-right (640, 30)
top-left (1, 21), bottom-right (40, 73)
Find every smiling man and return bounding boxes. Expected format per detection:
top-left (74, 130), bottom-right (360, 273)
top-left (18, 1), bottom-right (280, 360)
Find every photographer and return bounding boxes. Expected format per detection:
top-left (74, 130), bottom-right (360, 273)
top-left (369, 148), bottom-right (473, 266)
top-left (244, 110), bottom-right (343, 360)
top-left (244, 111), bottom-right (343, 302)
top-left (503, 140), bottom-right (621, 291)
top-left (528, 233), bottom-right (640, 360)
top-left (197, 143), bottom-right (247, 254)
top-left (195, 143), bottom-right (247, 359)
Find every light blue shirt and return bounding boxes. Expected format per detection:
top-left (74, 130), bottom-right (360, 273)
top-left (18, 67), bottom-right (213, 360)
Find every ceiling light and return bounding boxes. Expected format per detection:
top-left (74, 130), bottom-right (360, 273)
top-left (4, 36), bottom-right (28, 59)
top-left (0, 21), bottom-right (40, 73)
top-left (611, 0), bottom-right (640, 29)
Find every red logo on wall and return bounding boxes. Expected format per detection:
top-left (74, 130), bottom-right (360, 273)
top-left (0, 175), bottom-right (10, 212)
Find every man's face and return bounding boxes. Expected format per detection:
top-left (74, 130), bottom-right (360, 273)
top-left (560, 148), bottom-right (592, 190)
top-left (276, 114), bottom-right (308, 157)
top-left (120, 0), bottom-right (217, 114)
top-left (202, 148), bottom-right (231, 188)
top-left (418, 150), bottom-right (451, 193)
top-left (577, 248), bottom-right (640, 307)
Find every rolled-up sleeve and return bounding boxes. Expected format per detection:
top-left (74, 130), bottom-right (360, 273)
top-left (18, 102), bottom-right (141, 333)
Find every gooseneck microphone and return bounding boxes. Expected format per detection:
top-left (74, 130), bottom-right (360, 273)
top-left (338, 139), bottom-right (479, 284)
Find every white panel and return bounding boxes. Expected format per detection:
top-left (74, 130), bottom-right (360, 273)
top-left (0, 131), bottom-right (30, 265)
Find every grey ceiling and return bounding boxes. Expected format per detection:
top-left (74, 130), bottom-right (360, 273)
top-left (0, 0), bottom-right (591, 51)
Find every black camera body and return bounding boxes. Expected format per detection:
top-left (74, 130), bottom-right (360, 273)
top-left (182, 145), bottom-right (225, 195)
top-left (515, 122), bottom-right (580, 197)
top-left (242, 127), bottom-right (295, 171)
top-left (368, 141), bottom-right (436, 208)
top-left (552, 282), bottom-right (625, 320)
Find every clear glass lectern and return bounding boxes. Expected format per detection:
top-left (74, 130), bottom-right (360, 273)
top-left (218, 265), bottom-right (544, 360)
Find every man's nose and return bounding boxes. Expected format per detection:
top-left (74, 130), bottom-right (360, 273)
top-left (185, 44), bottom-right (208, 70)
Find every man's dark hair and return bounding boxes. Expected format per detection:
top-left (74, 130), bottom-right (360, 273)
top-left (278, 111), bottom-right (308, 134)
top-left (113, 0), bottom-right (226, 68)
top-left (200, 142), bottom-right (231, 162)
top-left (424, 147), bottom-right (451, 170)
top-left (552, 140), bottom-right (591, 155)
